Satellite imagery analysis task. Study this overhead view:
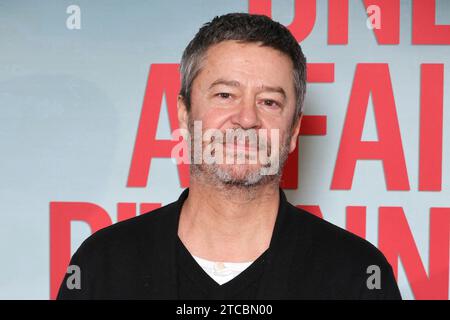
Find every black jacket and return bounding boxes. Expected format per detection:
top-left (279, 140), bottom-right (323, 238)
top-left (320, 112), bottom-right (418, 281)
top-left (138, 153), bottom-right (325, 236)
top-left (57, 188), bottom-right (401, 299)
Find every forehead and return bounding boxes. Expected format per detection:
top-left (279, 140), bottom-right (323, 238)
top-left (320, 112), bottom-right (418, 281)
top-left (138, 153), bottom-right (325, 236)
top-left (195, 40), bottom-right (295, 92)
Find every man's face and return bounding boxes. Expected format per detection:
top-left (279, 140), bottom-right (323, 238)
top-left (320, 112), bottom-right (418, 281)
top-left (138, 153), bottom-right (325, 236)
top-left (178, 40), bottom-right (302, 187)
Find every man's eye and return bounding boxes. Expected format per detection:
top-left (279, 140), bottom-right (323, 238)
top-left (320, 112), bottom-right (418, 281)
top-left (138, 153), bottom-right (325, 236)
top-left (216, 92), bottom-right (232, 99)
top-left (261, 99), bottom-right (280, 108)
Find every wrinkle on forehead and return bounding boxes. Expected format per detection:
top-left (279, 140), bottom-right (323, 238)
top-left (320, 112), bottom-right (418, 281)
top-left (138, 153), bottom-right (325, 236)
top-left (196, 41), bottom-right (294, 93)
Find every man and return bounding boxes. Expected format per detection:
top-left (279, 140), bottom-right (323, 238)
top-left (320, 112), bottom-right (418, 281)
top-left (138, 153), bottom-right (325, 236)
top-left (58, 13), bottom-right (401, 299)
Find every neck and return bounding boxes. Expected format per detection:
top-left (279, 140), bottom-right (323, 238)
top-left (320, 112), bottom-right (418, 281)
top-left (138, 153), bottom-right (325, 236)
top-left (177, 177), bottom-right (280, 263)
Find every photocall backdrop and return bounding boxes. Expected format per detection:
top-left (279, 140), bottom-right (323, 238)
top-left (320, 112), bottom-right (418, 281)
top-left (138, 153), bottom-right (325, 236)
top-left (0, 0), bottom-right (449, 300)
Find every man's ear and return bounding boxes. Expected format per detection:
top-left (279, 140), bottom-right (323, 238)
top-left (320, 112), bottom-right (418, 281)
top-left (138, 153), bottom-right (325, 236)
top-left (289, 112), bottom-right (303, 153)
top-left (178, 95), bottom-right (188, 130)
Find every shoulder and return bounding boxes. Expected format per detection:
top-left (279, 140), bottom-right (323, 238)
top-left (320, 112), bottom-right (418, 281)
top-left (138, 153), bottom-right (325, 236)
top-left (57, 200), bottom-right (180, 299)
top-left (74, 200), bottom-right (178, 259)
top-left (285, 203), bottom-right (401, 299)
top-left (286, 202), bottom-right (391, 272)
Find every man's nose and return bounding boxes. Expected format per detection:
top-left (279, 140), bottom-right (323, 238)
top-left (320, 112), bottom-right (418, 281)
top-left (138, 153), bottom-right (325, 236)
top-left (230, 96), bottom-right (262, 129)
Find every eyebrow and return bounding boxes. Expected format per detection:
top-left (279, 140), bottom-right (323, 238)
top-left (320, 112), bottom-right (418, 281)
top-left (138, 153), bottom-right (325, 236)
top-left (208, 78), bottom-right (287, 100)
top-left (209, 79), bottom-right (241, 89)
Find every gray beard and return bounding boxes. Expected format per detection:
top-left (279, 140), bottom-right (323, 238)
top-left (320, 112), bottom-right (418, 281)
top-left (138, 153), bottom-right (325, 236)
top-left (187, 119), bottom-right (291, 190)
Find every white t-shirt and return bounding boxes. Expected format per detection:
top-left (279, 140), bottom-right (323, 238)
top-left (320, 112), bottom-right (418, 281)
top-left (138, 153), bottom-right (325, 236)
top-left (192, 255), bottom-right (254, 285)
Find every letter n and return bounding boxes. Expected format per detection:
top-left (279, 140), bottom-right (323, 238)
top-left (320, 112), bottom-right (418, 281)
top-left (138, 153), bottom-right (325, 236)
top-left (379, 207), bottom-right (450, 299)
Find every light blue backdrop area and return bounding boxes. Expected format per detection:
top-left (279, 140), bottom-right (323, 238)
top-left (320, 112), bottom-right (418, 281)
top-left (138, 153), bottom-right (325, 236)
top-left (0, 0), bottom-right (449, 299)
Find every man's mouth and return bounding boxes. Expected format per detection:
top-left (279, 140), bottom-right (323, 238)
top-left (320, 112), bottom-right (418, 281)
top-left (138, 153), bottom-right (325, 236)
top-left (224, 142), bottom-right (258, 152)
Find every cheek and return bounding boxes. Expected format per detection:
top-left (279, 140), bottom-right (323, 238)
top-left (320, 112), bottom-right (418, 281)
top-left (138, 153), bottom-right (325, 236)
top-left (190, 91), bottom-right (226, 123)
top-left (196, 108), bottom-right (236, 130)
top-left (268, 126), bottom-right (294, 152)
